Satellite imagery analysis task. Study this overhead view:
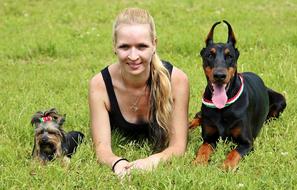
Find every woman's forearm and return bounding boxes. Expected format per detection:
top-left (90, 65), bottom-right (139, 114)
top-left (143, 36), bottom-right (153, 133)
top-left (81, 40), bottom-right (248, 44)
top-left (95, 144), bottom-right (121, 167)
top-left (129, 145), bottom-right (186, 171)
top-left (150, 144), bottom-right (186, 163)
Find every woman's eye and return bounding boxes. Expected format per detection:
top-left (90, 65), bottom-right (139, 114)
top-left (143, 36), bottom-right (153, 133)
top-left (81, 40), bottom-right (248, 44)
top-left (118, 44), bottom-right (129, 50)
top-left (137, 44), bottom-right (149, 50)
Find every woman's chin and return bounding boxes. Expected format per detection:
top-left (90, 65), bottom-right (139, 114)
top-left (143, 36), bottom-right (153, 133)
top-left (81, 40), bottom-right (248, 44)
top-left (126, 64), bottom-right (145, 74)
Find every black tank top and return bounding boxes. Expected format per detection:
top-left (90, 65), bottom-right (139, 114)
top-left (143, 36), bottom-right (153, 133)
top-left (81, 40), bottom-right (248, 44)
top-left (101, 61), bottom-right (173, 139)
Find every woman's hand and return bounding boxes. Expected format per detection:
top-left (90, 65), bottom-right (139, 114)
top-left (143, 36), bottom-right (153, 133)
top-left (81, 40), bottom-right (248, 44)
top-left (113, 159), bottom-right (131, 177)
top-left (129, 155), bottom-right (161, 171)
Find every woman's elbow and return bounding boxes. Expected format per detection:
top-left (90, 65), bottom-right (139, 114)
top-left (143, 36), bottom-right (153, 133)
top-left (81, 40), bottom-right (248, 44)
top-left (169, 144), bottom-right (186, 156)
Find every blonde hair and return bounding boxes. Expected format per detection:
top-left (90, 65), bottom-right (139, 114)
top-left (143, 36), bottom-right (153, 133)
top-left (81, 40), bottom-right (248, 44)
top-left (113, 8), bottom-right (173, 152)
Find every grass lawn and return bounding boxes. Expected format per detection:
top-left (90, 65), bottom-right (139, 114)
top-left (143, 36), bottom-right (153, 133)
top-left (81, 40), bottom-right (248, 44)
top-left (1, 0), bottom-right (296, 189)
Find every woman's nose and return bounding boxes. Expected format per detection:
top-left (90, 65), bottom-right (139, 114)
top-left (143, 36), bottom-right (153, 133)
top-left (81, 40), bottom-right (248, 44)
top-left (128, 47), bottom-right (139, 60)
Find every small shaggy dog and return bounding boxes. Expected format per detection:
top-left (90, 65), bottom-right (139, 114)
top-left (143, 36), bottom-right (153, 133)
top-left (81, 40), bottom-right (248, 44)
top-left (31, 108), bottom-right (84, 164)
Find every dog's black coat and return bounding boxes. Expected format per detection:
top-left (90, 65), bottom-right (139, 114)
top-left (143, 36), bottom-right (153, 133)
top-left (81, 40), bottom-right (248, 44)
top-left (31, 108), bottom-right (84, 162)
top-left (35, 131), bottom-right (84, 161)
top-left (62, 131), bottom-right (84, 158)
top-left (197, 21), bottom-right (286, 158)
top-left (201, 72), bottom-right (285, 156)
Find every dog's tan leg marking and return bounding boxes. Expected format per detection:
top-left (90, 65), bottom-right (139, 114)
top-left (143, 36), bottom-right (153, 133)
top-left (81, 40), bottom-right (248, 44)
top-left (222, 149), bottom-right (241, 171)
top-left (193, 143), bottom-right (214, 165)
top-left (188, 118), bottom-right (201, 129)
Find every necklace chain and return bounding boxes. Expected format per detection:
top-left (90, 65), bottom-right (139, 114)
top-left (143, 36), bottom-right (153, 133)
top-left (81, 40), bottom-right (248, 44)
top-left (121, 69), bottom-right (148, 112)
top-left (129, 87), bottom-right (147, 112)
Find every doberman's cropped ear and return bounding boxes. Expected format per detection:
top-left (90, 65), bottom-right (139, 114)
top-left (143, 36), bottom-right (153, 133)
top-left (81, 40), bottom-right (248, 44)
top-left (205, 21), bottom-right (221, 46)
top-left (223, 20), bottom-right (236, 46)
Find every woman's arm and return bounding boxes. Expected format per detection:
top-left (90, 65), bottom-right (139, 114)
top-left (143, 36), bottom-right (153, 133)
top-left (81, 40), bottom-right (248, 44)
top-left (89, 74), bottom-right (130, 175)
top-left (129, 67), bottom-right (189, 170)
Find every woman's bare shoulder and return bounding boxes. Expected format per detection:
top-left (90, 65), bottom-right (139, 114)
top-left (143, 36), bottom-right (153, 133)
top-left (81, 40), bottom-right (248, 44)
top-left (171, 67), bottom-right (189, 87)
top-left (89, 72), bottom-right (105, 92)
top-left (89, 64), bottom-right (118, 92)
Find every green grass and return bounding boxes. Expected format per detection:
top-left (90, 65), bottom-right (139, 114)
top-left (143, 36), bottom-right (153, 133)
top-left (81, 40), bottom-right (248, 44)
top-left (1, 0), bottom-right (297, 189)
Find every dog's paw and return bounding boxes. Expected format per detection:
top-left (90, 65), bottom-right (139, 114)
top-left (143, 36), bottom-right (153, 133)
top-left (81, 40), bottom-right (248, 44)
top-left (221, 161), bottom-right (239, 172)
top-left (192, 156), bottom-right (209, 166)
top-left (188, 112), bottom-right (202, 129)
top-left (188, 118), bottom-right (202, 130)
top-left (61, 156), bottom-right (70, 168)
top-left (188, 120), bottom-right (198, 129)
top-left (221, 150), bottom-right (241, 171)
top-left (193, 143), bottom-right (213, 165)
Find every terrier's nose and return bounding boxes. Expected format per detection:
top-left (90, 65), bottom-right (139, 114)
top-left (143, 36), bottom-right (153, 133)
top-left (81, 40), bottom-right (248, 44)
top-left (42, 135), bottom-right (48, 142)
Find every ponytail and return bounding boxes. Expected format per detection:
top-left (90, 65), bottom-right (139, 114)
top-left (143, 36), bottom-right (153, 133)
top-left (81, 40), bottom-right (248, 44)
top-left (149, 53), bottom-right (173, 152)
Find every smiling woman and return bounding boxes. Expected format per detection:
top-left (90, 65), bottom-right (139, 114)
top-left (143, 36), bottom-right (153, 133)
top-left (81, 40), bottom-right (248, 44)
top-left (88, 7), bottom-right (190, 177)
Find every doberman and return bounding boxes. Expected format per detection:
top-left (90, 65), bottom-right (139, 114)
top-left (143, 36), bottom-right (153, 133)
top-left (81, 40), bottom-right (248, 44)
top-left (190, 20), bottom-right (286, 170)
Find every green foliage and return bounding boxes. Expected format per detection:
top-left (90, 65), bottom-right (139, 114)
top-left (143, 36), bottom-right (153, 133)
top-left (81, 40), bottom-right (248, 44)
top-left (1, 0), bottom-right (296, 189)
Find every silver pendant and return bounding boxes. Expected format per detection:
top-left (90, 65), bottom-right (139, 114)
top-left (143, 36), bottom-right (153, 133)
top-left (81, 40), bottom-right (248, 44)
top-left (130, 105), bottom-right (139, 112)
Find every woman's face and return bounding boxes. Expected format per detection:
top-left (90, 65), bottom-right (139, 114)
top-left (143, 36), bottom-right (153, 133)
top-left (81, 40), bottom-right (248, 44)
top-left (115, 24), bottom-right (156, 75)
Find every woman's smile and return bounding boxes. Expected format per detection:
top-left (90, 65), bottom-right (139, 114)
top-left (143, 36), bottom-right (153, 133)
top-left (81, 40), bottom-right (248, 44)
top-left (115, 24), bottom-right (155, 75)
top-left (127, 61), bottom-right (142, 70)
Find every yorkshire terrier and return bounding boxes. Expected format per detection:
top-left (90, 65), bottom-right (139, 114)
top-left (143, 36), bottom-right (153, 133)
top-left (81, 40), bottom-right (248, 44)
top-left (31, 108), bottom-right (84, 164)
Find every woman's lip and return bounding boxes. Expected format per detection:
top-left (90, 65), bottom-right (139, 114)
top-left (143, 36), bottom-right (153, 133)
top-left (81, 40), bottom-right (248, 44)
top-left (127, 62), bottom-right (142, 69)
top-left (127, 61), bottom-right (141, 65)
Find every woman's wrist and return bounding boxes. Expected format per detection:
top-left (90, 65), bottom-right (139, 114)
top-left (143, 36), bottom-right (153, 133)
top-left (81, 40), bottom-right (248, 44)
top-left (111, 158), bottom-right (129, 172)
top-left (147, 154), bottom-right (161, 168)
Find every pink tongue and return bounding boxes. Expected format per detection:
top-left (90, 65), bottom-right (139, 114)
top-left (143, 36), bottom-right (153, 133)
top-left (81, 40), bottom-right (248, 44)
top-left (212, 84), bottom-right (227, 109)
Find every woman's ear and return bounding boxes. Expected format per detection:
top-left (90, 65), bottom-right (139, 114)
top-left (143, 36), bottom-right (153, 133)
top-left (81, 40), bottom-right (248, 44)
top-left (153, 38), bottom-right (157, 53)
top-left (153, 38), bottom-right (158, 46)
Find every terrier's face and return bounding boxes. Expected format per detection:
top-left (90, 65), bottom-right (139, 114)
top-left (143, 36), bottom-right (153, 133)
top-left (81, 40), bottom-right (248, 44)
top-left (31, 108), bottom-right (66, 160)
top-left (34, 121), bottom-right (63, 156)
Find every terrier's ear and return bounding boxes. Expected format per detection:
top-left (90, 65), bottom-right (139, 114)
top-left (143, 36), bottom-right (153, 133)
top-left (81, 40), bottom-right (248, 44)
top-left (56, 114), bottom-right (66, 126)
top-left (45, 108), bottom-right (58, 115)
top-left (31, 111), bottom-right (43, 128)
top-left (43, 108), bottom-right (66, 126)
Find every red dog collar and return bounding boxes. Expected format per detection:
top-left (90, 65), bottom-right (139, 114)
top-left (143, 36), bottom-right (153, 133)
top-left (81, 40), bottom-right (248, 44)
top-left (202, 75), bottom-right (244, 109)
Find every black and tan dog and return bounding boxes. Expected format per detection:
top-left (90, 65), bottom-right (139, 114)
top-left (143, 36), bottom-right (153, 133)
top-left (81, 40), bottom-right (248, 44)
top-left (190, 20), bottom-right (286, 170)
top-left (31, 108), bottom-right (84, 164)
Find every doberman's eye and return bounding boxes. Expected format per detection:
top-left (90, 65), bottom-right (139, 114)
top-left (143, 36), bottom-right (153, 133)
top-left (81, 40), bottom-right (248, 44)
top-left (207, 54), bottom-right (214, 59)
top-left (226, 54), bottom-right (233, 59)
